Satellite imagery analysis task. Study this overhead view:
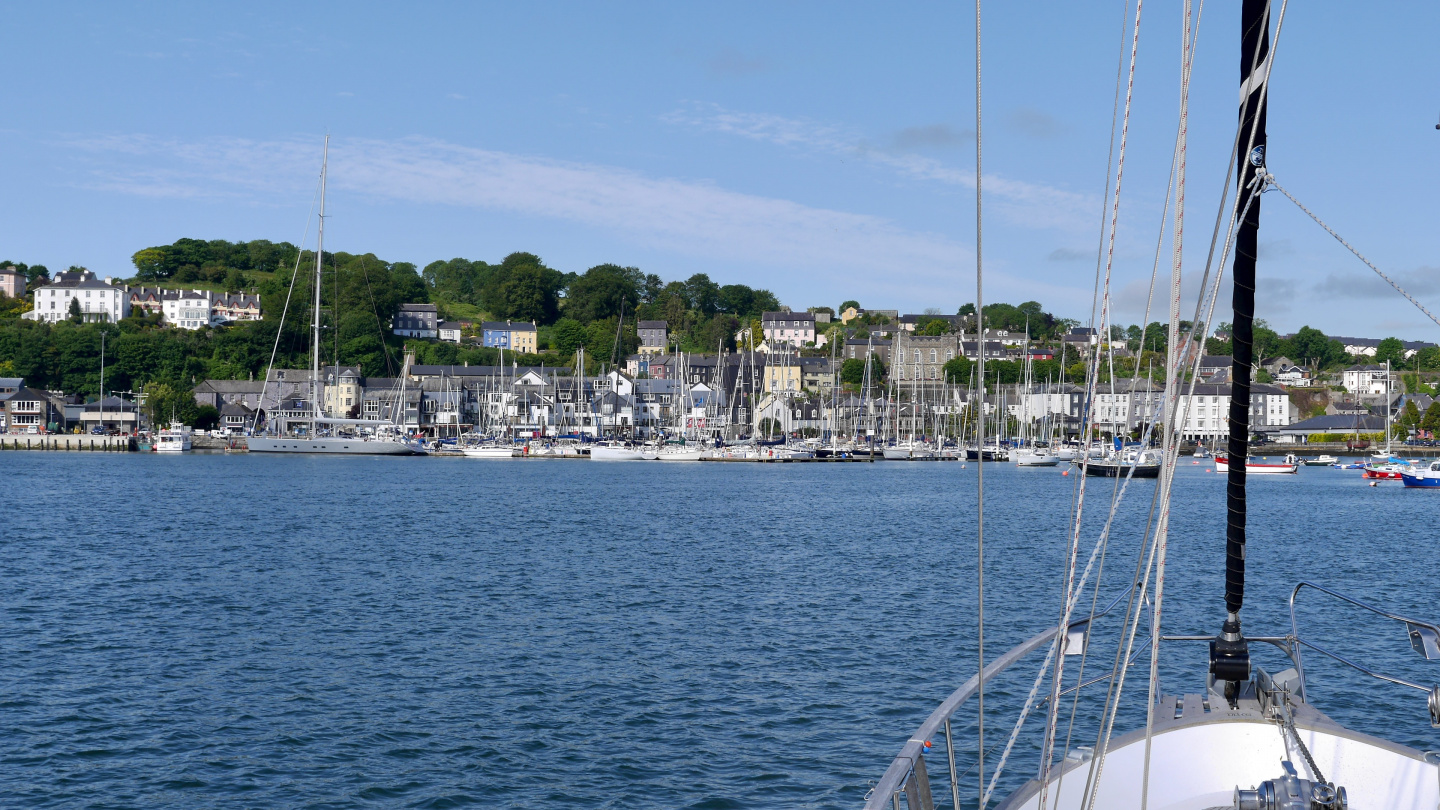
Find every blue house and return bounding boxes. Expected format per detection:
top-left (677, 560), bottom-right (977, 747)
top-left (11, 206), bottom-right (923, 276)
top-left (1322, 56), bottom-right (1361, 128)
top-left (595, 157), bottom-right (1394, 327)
top-left (481, 320), bottom-right (537, 354)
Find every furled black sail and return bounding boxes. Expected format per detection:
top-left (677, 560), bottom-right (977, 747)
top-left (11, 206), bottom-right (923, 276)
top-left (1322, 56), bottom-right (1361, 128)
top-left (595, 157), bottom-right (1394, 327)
top-left (1213, 0), bottom-right (1270, 697)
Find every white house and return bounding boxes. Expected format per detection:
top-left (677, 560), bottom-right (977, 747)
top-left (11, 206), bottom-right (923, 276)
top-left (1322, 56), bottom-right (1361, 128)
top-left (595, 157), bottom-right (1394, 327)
top-left (1173, 383), bottom-right (1292, 441)
top-left (162, 290), bottom-right (215, 330)
top-left (24, 271), bottom-right (130, 324)
top-left (1342, 365), bottom-right (1391, 396)
top-left (1273, 363), bottom-right (1314, 388)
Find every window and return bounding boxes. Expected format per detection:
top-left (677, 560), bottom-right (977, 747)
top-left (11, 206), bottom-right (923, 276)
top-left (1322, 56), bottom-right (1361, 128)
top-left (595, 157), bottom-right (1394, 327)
top-left (930, 349), bottom-right (938, 363)
top-left (913, 349), bottom-right (921, 363)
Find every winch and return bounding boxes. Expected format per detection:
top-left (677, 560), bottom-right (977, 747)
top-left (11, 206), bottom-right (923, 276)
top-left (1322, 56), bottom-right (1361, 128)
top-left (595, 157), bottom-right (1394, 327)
top-left (1234, 761), bottom-right (1347, 810)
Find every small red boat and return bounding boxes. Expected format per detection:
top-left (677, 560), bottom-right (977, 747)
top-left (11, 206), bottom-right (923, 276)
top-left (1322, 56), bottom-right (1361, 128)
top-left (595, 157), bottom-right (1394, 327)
top-left (1362, 464), bottom-right (1407, 480)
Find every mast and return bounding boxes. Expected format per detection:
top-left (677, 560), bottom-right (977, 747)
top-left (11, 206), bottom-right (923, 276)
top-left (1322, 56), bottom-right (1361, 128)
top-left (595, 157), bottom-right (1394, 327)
top-left (1213, 0), bottom-right (1270, 698)
top-left (312, 135), bottom-right (329, 420)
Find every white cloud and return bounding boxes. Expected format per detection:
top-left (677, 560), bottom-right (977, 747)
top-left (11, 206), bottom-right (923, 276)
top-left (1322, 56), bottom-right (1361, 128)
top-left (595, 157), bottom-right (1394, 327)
top-left (62, 134), bottom-right (976, 301)
top-left (661, 101), bottom-right (1096, 232)
top-left (1313, 266), bottom-right (1440, 300)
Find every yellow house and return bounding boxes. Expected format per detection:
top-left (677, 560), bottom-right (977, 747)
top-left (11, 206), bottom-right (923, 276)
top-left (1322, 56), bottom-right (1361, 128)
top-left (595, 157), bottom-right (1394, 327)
top-left (322, 365), bottom-right (364, 417)
top-left (840, 306), bottom-right (862, 324)
top-left (510, 321), bottom-right (537, 354)
top-left (764, 363), bottom-right (802, 393)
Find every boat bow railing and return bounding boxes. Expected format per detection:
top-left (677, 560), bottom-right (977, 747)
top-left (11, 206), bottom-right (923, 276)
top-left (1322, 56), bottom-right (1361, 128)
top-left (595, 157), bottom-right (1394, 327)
top-left (862, 584), bottom-right (1136, 810)
top-left (1289, 581), bottom-right (1440, 727)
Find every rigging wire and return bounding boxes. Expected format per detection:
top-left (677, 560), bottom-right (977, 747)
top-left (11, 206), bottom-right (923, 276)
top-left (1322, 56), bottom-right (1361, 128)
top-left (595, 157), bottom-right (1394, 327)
top-left (253, 165), bottom-right (322, 434)
top-left (1268, 177), bottom-right (1440, 332)
top-left (1086, 0), bottom-right (1295, 801)
top-left (973, 0), bottom-right (987, 805)
top-left (1140, 1), bottom-right (1197, 804)
top-left (1037, 1), bottom-right (1145, 805)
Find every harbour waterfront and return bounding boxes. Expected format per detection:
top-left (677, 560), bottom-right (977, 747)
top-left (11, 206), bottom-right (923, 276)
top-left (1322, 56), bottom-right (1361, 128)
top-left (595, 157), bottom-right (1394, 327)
top-left (3, 455), bottom-right (1437, 808)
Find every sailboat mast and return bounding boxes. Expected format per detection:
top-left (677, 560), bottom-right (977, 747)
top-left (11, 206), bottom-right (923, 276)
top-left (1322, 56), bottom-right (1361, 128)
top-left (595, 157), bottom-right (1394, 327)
top-left (312, 135), bottom-right (329, 419)
top-left (1215, 0), bottom-right (1270, 694)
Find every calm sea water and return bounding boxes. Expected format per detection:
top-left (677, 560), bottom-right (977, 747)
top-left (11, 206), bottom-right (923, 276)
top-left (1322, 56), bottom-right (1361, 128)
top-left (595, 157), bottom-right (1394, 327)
top-left (3, 452), bottom-right (1437, 808)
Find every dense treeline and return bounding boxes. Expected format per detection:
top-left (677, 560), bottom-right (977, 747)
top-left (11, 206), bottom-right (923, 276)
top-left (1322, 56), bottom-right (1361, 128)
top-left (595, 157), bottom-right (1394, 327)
top-left (424, 254), bottom-right (780, 354)
top-left (131, 238), bottom-right (299, 286)
top-left (0, 239), bottom-right (789, 407)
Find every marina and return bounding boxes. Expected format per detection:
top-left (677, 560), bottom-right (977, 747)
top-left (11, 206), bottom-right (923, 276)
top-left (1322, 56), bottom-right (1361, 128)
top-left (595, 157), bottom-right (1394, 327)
top-left (3, 454), bottom-right (1435, 807)
top-left (4, 0), bottom-right (1440, 807)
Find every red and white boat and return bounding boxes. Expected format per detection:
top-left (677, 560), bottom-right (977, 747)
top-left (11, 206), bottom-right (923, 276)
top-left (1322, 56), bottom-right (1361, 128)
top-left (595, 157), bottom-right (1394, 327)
top-left (1361, 463), bottom-right (1409, 480)
top-left (1214, 453), bottom-right (1299, 474)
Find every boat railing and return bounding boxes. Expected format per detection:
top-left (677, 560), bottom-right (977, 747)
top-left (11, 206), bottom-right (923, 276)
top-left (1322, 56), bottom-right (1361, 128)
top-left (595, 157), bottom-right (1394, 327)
top-left (1288, 581), bottom-right (1440, 726)
top-left (862, 584), bottom-right (1136, 810)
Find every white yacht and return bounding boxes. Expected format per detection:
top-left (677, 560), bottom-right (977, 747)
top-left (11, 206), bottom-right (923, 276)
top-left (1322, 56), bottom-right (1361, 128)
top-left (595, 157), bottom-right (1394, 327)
top-left (154, 421), bottom-right (192, 453)
top-left (589, 441), bottom-right (646, 460)
top-left (460, 444), bottom-right (515, 458)
top-left (245, 138), bottom-right (419, 457)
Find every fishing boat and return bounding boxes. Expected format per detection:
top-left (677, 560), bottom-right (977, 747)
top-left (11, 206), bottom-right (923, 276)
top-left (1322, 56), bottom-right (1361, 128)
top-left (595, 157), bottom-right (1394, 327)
top-left (1215, 453), bottom-right (1300, 474)
top-left (864, 4), bottom-right (1440, 808)
top-left (1400, 460), bottom-right (1440, 488)
top-left (154, 421), bottom-right (192, 453)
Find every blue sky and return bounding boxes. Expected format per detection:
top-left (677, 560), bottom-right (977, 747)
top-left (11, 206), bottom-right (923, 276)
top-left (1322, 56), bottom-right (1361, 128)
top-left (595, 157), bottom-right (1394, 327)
top-left (2, 2), bottom-right (1438, 339)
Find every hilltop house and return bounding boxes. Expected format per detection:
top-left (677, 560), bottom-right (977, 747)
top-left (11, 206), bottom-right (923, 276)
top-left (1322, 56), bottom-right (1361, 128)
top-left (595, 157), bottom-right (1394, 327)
top-left (24, 271), bottom-right (129, 324)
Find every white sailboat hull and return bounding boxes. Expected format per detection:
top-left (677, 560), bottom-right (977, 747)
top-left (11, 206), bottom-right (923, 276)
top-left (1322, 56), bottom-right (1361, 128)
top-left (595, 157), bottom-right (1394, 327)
top-left (247, 437), bottom-right (419, 455)
top-left (656, 448), bottom-right (707, 460)
top-left (883, 445), bottom-right (935, 460)
top-left (461, 446), bottom-right (516, 458)
top-left (993, 712), bottom-right (1437, 810)
top-left (590, 446), bottom-right (646, 460)
top-left (1214, 457), bottom-right (1298, 474)
top-left (1014, 451), bottom-right (1059, 467)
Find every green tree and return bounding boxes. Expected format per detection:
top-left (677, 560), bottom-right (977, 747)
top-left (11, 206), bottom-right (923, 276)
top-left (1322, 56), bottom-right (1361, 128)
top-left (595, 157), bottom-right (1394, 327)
top-left (943, 356), bottom-right (974, 383)
top-left (131, 248), bottom-right (169, 281)
top-left (920, 318), bottom-right (949, 336)
top-left (192, 404), bottom-right (220, 430)
top-left (840, 299), bottom-right (860, 312)
top-left (1400, 399), bottom-right (1422, 429)
top-left (566, 264), bottom-right (641, 323)
top-left (840, 357), bottom-right (865, 384)
top-left (552, 318), bottom-right (587, 356)
top-left (684, 273), bottom-right (721, 314)
top-left (0, 292), bottom-right (31, 319)
top-left (68, 297), bottom-right (82, 323)
top-left (498, 262), bottom-right (562, 324)
top-left (1375, 337), bottom-right (1406, 366)
top-left (1423, 402), bottom-right (1440, 432)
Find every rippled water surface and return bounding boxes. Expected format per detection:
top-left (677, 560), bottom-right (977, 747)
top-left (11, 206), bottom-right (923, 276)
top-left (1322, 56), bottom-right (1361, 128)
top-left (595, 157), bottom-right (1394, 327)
top-left (3, 452), bottom-right (1437, 808)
